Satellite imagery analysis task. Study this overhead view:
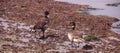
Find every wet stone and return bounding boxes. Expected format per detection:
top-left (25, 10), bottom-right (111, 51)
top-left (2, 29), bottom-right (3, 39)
top-left (82, 44), bottom-right (93, 50)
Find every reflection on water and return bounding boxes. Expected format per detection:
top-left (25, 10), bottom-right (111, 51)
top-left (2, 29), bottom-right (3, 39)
top-left (55, 0), bottom-right (120, 34)
top-left (106, 2), bottom-right (120, 7)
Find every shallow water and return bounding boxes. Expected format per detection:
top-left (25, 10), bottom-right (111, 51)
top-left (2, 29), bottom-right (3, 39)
top-left (55, 0), bottom-right (120, 34)
top-left (0, 18), bottom-right (9, 30)
top-left (55, 0), bottom-right (120, 18)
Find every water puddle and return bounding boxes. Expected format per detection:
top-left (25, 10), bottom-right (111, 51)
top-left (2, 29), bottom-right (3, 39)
top-left (55, 0), bottom-right (120, 34)
top-left (13, 43), bottom-right (28, 47)
top-left (108, 36), bottom-right (120, 41)
top-left (19, 38), bottom-right (30, 42)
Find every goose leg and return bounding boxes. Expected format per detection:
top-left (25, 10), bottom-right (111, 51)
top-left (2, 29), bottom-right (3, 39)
top-left (42, 31), bottom-right (45, 38)
top-left (39, 31), bottom-right (45, 39)
top-left (71, 39), bottom-right (74, 47)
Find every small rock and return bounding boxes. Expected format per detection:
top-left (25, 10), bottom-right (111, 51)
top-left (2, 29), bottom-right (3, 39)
top-left (82, 44), bottom-right (93, 50)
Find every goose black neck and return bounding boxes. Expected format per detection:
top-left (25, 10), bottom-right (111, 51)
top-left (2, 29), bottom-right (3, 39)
top-left (44, 11), bottom-right (49, 16)
top-left (45, 15), bottom-right (48, 18)
top-left (70, 21), bottom-right (76, 30)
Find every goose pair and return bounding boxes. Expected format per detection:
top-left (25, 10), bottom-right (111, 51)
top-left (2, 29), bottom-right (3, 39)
top-left (31, 11), bottom-right (85, 44)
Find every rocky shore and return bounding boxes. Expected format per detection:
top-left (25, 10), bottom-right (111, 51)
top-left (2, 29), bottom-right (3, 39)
top-left (0, 0), bottom-right (120, 53)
